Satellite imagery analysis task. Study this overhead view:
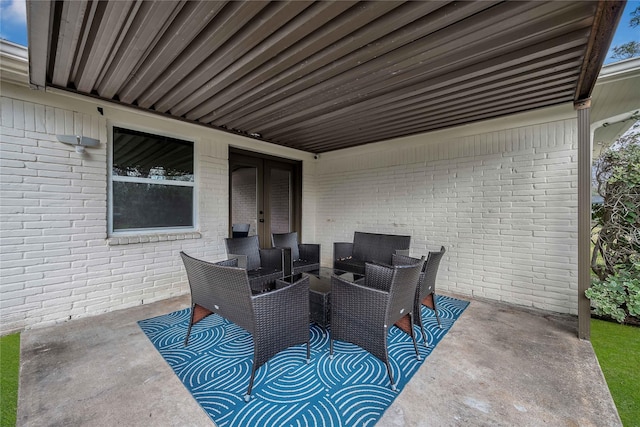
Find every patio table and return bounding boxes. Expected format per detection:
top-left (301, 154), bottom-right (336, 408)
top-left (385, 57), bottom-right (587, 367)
top-left (277, 267), bottom-right (360, 329)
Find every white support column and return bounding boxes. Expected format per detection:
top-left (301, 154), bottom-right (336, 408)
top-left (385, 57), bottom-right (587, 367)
top-left (575, 99), bottom-right (592, 340)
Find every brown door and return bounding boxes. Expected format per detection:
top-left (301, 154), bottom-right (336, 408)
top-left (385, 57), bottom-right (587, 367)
top-left (229, 148), bottom-right (301, 247)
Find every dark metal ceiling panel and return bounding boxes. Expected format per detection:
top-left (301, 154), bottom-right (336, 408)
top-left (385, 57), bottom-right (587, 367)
top-left (266, 34), bottom-right (590, 145)
top-left (50, 0), bottom-right (88, 86)
top-left (74, 1), bottom-right (140, 93)
top-left (285, 75), bottom-right (579, 148)
top-left (96, 1), bottom-right (184, 99)
top-left (154, 1), bottom-right (316, 114)
top-left (192, 0), bottom-right (410, 122)
top-left (212, 1), bottom-right (498, 128)
top-left (27, 0), bottom-right (625, 153)
top-left (117, 1), bottom-right (227, 104)
top-left (136, 1), bottom-right (270, 109)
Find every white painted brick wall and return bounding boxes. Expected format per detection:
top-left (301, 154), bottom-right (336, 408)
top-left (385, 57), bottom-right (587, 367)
top-left (0, 85), bottom-right (579, 333)
top-left (0, 95), bottom-right (229, 334)
top-left (315, 119), bottom-right (578, 315)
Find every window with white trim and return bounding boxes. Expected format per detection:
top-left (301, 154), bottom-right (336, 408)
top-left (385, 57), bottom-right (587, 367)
top-left (110, 127), bottom-right (195, 233)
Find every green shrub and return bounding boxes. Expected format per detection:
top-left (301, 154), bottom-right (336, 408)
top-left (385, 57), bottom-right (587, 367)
top-left (589, 122), bottom-right (640, 325)
top-left (591, 124), bottom-right (640, 281)
top-left (586, 262), bottom-right (640, 323)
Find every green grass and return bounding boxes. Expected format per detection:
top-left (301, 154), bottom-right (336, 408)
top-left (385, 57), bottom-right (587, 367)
top-left (591, 319), bottom-right (640, 427)
top-left (1, 333), bottom-right (20, 427)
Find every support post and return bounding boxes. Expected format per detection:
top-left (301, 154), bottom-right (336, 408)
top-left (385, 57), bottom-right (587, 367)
top-left (575, 99), bottom-right (592, 340)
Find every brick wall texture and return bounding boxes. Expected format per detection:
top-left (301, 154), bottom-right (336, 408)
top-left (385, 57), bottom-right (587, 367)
top-left (0, 93), bottom-right (578, 334)
top-left (315, 122), bottom-right (578, 315)
top-left (0, 96), bottom-right (228, 333)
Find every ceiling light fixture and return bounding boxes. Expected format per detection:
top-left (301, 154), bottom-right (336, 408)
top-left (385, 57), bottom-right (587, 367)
top-left (56, 135), bottom-right (100, 153)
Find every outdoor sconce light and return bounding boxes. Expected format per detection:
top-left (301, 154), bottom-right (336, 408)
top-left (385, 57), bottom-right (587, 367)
top-left (56, 135), bottom-right (100, 153)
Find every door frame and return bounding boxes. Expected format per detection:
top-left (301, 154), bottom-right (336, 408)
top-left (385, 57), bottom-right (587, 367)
top-left (229, 147), bottom-right (302, 248)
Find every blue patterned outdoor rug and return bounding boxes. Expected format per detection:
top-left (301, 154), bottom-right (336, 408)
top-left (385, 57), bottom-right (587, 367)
top-left (139, 295), bottom-right (468, 426)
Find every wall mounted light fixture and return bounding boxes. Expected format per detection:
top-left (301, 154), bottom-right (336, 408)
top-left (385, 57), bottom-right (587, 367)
top-left (56, 135), bottom-right (100, 153)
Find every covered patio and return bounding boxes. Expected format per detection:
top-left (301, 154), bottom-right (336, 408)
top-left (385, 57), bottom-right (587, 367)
top-left (1, 0), bottom-right (639, 425)
top-left (16, 0), bottom-right (628, 339)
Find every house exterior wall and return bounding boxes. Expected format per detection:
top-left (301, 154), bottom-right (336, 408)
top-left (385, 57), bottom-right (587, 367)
top-left (0, 79), bottom-right (579, 334)
top-left (0, 83), bottom-right (314, 334)
top-left (315, 109), bottom-right (579, 315)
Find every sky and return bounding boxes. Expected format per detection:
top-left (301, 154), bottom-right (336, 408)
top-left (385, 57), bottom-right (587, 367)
top-left (0, 0), bottom-right (638, 62)
top-left (0, 0), bottom-right (26, 46)
top-left (604, 1), bottom-right (640, 64)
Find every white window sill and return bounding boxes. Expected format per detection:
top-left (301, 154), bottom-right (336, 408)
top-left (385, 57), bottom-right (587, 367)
top-left (108, 231), bottom-right (202, 246)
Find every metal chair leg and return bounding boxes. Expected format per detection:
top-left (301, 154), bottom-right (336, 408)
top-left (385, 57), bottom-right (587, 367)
top-left (245, 362), bottom-right (258, 402)
top-left (409, 312), bottom-right (421, 361)
top-left (384, 358), bottom-right (397, 391)
top-left (184, 304), bottom-right (196, 346)
top-left (432, 293), bottom-right (442, 328)
top-left (420, 325), bottom-right (428, 346)
top-left (414, 308), bottom-right (429, 345)
top-left (329, 337), bottom-right (334, 359)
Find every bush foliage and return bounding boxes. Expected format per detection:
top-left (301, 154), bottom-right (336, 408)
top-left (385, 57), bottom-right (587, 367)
top-left (586, 262), bottom-right (640, 323)
top-left (589, 121), bottom-right (640, 324)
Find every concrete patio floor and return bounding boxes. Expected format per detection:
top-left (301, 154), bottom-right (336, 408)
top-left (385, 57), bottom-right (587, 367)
top-left (17, 294), bottom-right (621, 427)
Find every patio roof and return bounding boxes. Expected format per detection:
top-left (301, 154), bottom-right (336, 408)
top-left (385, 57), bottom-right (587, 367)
top-left (27, 0), bottom-right (624, 154)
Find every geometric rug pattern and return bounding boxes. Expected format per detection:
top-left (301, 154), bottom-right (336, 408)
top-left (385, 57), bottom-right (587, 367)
top-left (139, 295), bottom-right (468, 427)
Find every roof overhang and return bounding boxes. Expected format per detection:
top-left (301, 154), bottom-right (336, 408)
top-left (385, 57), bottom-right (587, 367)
top-left (591, 57), bottom-right (640, 157)
top-left (26, 1), bottom-right (625, 154)
top-left (0, 40), bottom-right (30, 87)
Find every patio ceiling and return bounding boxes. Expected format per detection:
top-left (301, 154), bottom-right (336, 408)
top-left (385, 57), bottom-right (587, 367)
top-left (27, 1), bottom-right (624, 154)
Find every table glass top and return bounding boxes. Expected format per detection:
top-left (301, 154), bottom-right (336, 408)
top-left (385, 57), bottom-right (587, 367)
top-left (282, 267), bottom-right (360, 293)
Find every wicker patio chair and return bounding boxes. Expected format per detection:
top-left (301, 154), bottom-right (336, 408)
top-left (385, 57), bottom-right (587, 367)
top-left (224, 235), bottom-right (284, 293)
top-left (232, 223), bottom-right (250, 237)
top-left (329, 260), bottom-right (424, 391)
top-left (272, 232), bottom-right (320, 275)
top-left (393, 246), bottom-right (446, 344)
top-left (180, 252), bottom-right (310, 402)
top-left (333, 231), bottom-right (411, 275)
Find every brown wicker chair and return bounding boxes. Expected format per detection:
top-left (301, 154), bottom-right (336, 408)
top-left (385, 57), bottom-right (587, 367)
top-left (224, 235), bottom-right (284, 293)
top-left (329, 260), bottom-right (424, 391)
top-left (271, 232), bottom-right (320, 275)
top-left (393, 246), bottom-right (446, 344)
top-left (180, 252), bottom-right (310, 402)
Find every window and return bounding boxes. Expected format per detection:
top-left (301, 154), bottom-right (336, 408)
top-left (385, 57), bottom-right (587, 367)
top-left (110, 127), bottom-right (195, 233)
